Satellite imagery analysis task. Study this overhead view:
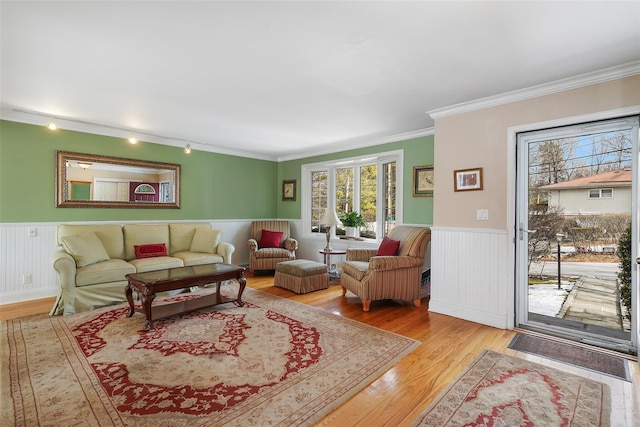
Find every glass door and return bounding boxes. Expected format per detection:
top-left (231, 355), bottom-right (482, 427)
top-left (515, 116), bottom-right (639, 356)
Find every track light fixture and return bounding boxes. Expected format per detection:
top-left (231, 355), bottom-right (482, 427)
top-left (16, 109), bottom-right (200, 155)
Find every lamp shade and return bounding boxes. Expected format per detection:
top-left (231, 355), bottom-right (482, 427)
top-left (320, 209), bottom-right (341, 226)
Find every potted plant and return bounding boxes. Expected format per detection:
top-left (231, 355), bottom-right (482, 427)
top-left (339, 211), bottom-right (365, 238)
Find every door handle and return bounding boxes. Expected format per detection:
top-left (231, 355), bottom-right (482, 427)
top-left (518, 223), bottom-right (536, 240)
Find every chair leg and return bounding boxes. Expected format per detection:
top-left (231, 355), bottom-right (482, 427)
top-left (249, 269), bottom-right (254, 277)
top-left (362, 300), bottom-right (371, 312)
top-left (341, 286), bottom-right (347, 296)
top-left (413, 299), bottom-right (421, 308)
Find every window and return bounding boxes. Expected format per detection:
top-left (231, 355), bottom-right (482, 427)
top-left (302, 150), bottom-right (403, 241)
top-left (588, 188), bottom-right (613, 199)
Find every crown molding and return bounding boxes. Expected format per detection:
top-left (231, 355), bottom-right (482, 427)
top-left (0, 106), bottom-right (278, 161)
top-left (428, 60), bottom-right (640, 120)
top-left (277, 127), bottom-right (434, 162)
top-left (1, 106), bottom-right (433, 162)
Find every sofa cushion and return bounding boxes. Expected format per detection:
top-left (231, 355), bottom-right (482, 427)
top-left (342, 261), bottom-right (370, 281)
top-left (259, 230), bottom-right (283, 248)
top-left (124, 224), bottom-right (170, 261)
top-left (254, 247), bottom-right (291, 259)
top-left (60, 232), bottom-right (111, 267)
top-left (134, 243), bottom-right (168, 259)
top-left (169, 223), bottom-right (211, 254)
top-left (75, 259), bottom-right (136, 287)
top-left (57, 224), bottom-right (125, 259)
top-left (376, 236), bottom-right (401, 256)
top-left (189, 228), bottom-right (221, 254)
top-left (129, 256), bottom-right (184, 273)
top-left (173, 251), bottom-right (224, 266)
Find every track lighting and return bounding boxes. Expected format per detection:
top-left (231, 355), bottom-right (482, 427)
top-left (18, 109), bottom-right (198, 154)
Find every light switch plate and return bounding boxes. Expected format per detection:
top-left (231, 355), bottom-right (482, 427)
top-left (477, 209), bottom-right (489, 220)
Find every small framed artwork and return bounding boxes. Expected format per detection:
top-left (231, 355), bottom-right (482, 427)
top-left (413, 165), bottom-right (434, 197)
top-left (282, 179), bottom-right (296, 201)
top-left (454, 167), bottom-right (483, 192)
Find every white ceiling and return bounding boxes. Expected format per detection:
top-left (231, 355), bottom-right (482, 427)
top-left (2, 1), bottom-right (639, 161)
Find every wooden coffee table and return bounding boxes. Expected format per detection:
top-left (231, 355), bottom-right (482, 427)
top-left (125, 263), bottom-right (246, 330)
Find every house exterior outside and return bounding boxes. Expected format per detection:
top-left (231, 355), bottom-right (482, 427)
top-left (539, 169), bottom-right (632, 216)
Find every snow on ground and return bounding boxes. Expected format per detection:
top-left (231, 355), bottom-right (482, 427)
top-left (528, 282), bottom-right (574, 316)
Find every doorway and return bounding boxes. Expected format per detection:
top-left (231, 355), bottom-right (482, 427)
top-left (515, 115), bottom-right (639, 356)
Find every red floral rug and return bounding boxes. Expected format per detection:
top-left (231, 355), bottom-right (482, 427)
top-left (1, 285), bottom-right (419, 426)
top-left (412, 349), bottom-right (611, 427)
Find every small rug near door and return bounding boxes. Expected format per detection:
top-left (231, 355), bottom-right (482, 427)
top-left (508, 333), bottom-right (630, 381)
top-left (1, 285), bottom-right (419, 426)
top-left (411, 349), bottom-right (610, 427)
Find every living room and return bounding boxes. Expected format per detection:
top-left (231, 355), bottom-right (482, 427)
top-left (1, 2), bottom-right (640, 425)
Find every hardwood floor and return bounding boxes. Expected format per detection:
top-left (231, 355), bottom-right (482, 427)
top-left (2, 275), bottom-right (638, 426)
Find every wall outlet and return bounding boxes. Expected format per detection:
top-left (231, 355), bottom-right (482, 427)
top-left (22, 274), bottom-right (32, 285)
top-left (27, 227), bottom-right (37, 237)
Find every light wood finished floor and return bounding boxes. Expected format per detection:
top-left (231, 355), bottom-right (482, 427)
top-left (2, 275), bottom-right (638, 426)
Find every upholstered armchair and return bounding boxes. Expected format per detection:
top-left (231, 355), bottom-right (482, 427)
top-left (341, 226), bottom-right (431, 311)
top-left (248, 220), bottom-right (298, 276)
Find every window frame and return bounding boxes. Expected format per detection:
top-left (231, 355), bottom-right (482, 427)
top-left (588, 188), bottom-right (614, 199)
top-left (301, 149), bottom-right (403, 241)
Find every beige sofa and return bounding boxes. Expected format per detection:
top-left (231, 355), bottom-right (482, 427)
top-left (50, 223), bottom-right (235, 316)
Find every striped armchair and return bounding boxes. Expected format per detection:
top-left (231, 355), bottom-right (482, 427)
top-left (341, 226), bottom-right (431, 312)
top-left (248, 220), bottom-right (298, 276)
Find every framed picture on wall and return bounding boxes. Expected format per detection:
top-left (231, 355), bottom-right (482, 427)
top-left (413, 165), bottom-right (434, 197)
top-left (454, 167), bottom-right (483, 192)
top-left (282, 179), bottom-right (296, 201)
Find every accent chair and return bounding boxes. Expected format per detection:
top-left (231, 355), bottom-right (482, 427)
top-left (248, 220), bottom-right (298, 276)
top-left (340, 225), bottom-right (431, 311)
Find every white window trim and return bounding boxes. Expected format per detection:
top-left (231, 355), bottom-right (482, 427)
top-left (588, 188), bottom-right (614, 199)
top-left (301, 149), bottom-right (404, 241)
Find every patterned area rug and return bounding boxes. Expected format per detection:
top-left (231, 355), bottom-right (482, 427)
top-left (411, 349), bottom-right (611, 427)
top-left (2, 285), bottom-right (419, 426)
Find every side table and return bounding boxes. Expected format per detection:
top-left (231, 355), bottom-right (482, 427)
top-left (318, 249), bottom-right (346, 280)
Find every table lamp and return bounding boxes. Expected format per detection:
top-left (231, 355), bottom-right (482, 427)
top-left (320, 208), bottom-right (341, 252)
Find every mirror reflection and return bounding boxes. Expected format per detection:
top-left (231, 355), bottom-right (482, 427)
top-left (56, 151), bottom-right (180, 208)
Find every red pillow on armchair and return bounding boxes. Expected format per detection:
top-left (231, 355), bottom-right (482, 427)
top-left (376, 236), bottom-right (400, 256)
top-left (259, 230), bottom-right (283, 248)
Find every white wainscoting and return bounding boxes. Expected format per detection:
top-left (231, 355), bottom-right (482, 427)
top-left (0, 220), bottom-right (255, 305)
top-left (429, 226), bottom-right (514, 329)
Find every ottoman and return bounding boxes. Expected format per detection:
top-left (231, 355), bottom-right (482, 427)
top-left (274, 259), bottom-right (329, 294)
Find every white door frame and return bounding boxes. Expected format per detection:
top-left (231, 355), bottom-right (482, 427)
top-left (507, 106), bottom-right (640, 361)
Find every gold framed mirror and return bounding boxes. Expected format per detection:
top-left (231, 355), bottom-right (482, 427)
top-left (56, 151), bottom-right (181, 208)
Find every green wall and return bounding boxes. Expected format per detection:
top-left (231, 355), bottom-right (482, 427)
top-left (0, 120), bottom-right (277, 222)
top-left (0, 120), bottom-right (433, 224)
top-left (277, 135), bottom-right (434, 225)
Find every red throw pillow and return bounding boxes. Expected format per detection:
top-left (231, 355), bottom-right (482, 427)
top-left (376, 236), bottom-right (400, 256)
top-left (259, 229), bottom-right (283, 248)
top-left (134, 243), bottom-right (167, 259)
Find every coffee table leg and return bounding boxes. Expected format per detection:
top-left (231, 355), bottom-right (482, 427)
top-left (141, 292), bottom-right (156, 331)
top-left (125, 283), bottom-right (135, 318)
top-left (215, 281), bottom-right (223, 305)
top-left (237, 275), bottom-right (246, 307)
